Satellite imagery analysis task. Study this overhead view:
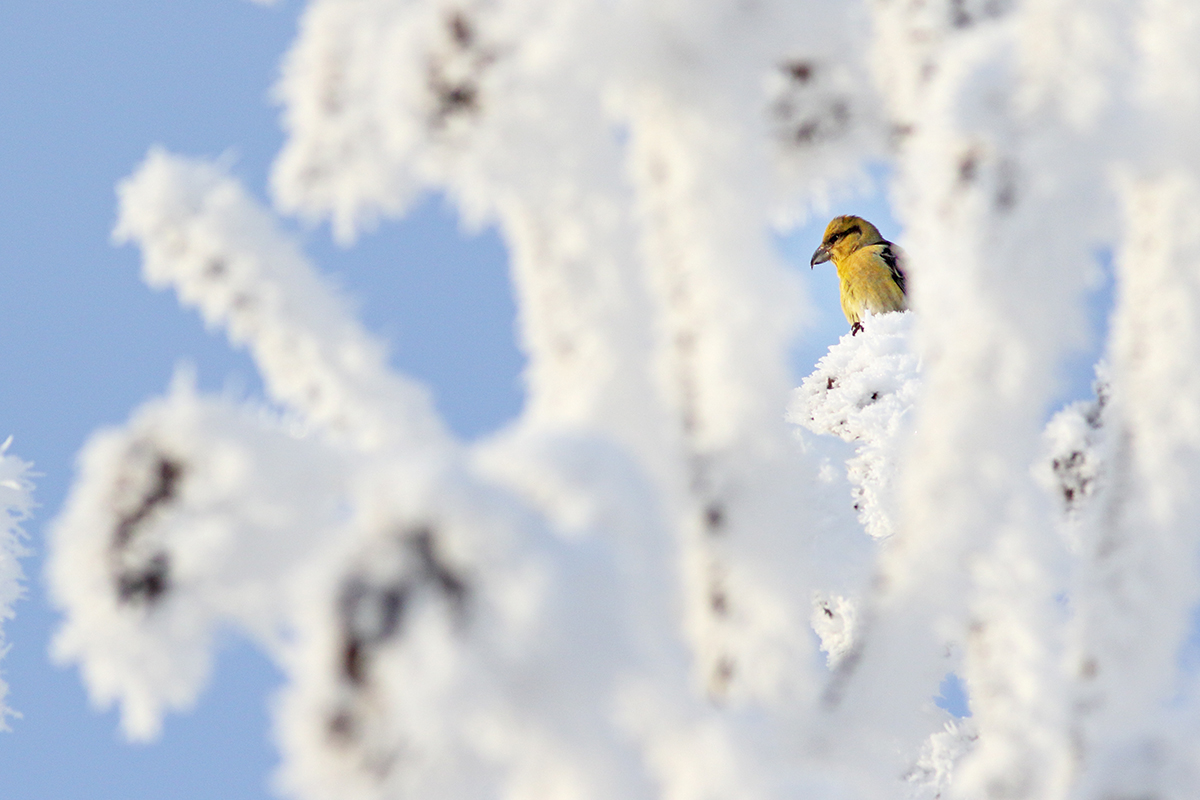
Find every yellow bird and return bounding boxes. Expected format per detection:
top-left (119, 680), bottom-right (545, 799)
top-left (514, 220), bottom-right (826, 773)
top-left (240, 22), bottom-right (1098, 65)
top-left (810, 215), bottom-right (908, 334)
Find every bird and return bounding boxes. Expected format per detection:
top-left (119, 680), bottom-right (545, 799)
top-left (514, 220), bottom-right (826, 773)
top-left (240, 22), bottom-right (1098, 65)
top-left (810, 215), bottom-right (908, 335)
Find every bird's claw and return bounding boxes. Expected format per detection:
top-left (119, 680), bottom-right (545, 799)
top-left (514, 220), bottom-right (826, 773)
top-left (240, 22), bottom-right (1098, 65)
top-left (851, 322), bottom-right (864, 336)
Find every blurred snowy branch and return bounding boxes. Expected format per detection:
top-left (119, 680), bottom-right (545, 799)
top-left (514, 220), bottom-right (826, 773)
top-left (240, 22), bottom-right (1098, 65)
top-left (43, 0), bottom-right (1200, 798)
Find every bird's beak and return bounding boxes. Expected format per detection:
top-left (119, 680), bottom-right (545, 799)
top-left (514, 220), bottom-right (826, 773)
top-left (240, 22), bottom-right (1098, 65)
top-left (810, 245), bottom-right (832, 268)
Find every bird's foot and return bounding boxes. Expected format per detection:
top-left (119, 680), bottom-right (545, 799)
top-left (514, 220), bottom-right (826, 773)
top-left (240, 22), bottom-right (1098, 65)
top-left (851, 322), bottom-right (864, 336)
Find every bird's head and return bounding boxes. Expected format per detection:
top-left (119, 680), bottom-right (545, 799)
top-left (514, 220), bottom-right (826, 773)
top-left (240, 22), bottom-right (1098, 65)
top-left (810, 215), bottom-right (884, 267)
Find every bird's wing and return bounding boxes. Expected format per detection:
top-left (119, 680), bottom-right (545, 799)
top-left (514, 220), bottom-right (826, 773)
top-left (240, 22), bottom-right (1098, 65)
top-left (877, 241), bottom-right (907, 296)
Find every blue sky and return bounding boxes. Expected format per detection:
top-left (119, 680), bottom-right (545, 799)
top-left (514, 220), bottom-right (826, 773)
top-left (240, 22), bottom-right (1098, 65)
top-left (0, 2), bottom-right (1105, 797)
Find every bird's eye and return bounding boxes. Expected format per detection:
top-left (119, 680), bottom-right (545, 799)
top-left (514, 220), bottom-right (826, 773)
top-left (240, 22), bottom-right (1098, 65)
top-left (825, 225), bottom-right (862, 247)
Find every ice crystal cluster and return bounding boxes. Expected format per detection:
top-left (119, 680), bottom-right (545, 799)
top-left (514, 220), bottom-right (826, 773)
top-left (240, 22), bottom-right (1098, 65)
top-left (44, 1), bottom-right (1200, 798)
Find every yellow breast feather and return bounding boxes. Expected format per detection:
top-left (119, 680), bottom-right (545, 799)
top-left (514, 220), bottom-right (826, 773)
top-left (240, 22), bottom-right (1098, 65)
top-left (836, 245), bottom-right (908, 325)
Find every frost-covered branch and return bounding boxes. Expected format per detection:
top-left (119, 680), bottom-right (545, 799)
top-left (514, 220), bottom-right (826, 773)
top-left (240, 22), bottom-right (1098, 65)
top-left (49, 373), bottom-right (351, 738)
top-left (114, 151), bottom-right (451, 455)
top-left (792, 311), bottom-right (919, 542)
top-left (0, 438), bottom-right (32, 729)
